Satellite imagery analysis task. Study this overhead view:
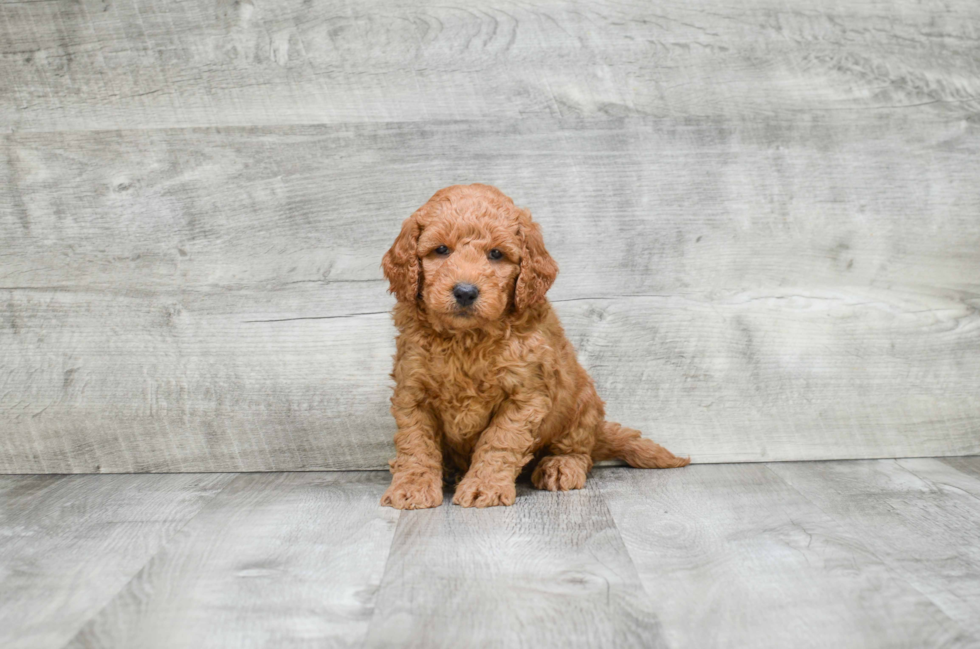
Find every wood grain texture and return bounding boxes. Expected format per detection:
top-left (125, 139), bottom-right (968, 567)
top-left (364, 482), bottom-right (665, 648)
top-left (940, 456), bottom-right (980, 485)
top-left (4, 464), bottom-right (980, 647)
top-left (65, 471), bottom-right (399, 649)
top-left (1, 0), bottom-right (978, 131)
top-left (2, 117), bottom-right (978, 472)
top-left (769, 459), bottom-right (980, 639)
top-left (594, 464), bottom-right (975, 648)
top-left (3, 0), bottom-right (980, 473)
top-left (0, 473), bottom-right (233, 649)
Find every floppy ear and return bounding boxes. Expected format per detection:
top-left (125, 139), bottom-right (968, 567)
top-left (514, 210), bottom-right (559, 312)
top-left (382, 212), bottom-right (422, 303)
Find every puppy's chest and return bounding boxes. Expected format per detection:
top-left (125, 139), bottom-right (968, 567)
top-left (424, 348), bottom-right (506, 437)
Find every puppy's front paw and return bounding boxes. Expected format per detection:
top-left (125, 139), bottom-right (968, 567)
top-left (380, 472), bottom-right (443, 510)
top-left (452, 476), bottom-right (516, 508)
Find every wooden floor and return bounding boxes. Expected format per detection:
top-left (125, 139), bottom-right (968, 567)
top-left (2, 459), bottom-right (979, 648)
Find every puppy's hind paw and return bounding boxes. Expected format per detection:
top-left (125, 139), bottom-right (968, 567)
top-left (531, 454), bottom-right (589, 491)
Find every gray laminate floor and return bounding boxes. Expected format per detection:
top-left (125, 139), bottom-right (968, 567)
top-left (2, 459), bottom-right (979, 649)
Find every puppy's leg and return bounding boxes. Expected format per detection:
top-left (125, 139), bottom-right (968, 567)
top-left (532, 403), bottom-right (598, 491)
top-left (453, 397), bottom-right (546, 508)
top-left (381, 389), bottom-right (444, 510)
top-left (532, 452), bottom-right (593, 491)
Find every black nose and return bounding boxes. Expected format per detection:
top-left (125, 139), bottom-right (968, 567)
top-left (452, 283), bottom-right (480, 307)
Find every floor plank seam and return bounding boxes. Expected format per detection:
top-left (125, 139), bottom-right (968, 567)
top-left (904, 460), bottom-right (980, 507)
top-left (766, 461), bottom-right (980, 644)
top-left (50, 473), bottom-right (242, 649)
top-left (761, 462), bottom-right (940, 598)
top-left (358, 501), bottom-right (409, 647)
top-left (591, 469), bottom-right (668, 607)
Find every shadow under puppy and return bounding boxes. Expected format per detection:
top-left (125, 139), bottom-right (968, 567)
top-left (381, 184), bottom-right (688, 509)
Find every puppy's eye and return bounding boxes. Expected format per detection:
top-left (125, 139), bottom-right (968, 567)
top-left (434, 245), bottom-right (450, 256)
top-left (488, 249), bottom-right (504, 261)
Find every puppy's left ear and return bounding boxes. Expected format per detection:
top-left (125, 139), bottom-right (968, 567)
top-left (514, 210), bottom-right (559, 312)
top-left (382, 211), bottom-right (422, 303)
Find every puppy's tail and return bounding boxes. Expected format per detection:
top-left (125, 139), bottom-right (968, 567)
top-left (594, 421), bottom-right (690, 469)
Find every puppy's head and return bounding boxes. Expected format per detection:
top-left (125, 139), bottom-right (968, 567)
top-left (382, 184), bottom-right (558, 330)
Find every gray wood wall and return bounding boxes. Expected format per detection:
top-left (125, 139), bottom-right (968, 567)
top-left (1, 0), bottom-right (978, 473)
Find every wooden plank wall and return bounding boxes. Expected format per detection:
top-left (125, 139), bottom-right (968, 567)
top-left (1, 0), bottom-right (978, 473)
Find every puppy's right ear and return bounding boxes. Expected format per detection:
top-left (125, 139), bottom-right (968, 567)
top-left (514, 209), bottom-right (558, 312)
top-left (382, 212), bottom-right (422, 303)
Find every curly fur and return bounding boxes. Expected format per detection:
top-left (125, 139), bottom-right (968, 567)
top-left (380, 184), bottom-right (689, 509)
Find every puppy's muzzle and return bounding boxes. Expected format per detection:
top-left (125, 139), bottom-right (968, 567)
top-left (452, 283), bottom-right (480, 307)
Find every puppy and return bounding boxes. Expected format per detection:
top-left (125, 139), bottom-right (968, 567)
top-left (380, 184), bottom-right (688, 509)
